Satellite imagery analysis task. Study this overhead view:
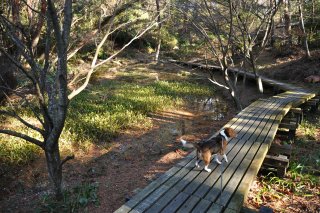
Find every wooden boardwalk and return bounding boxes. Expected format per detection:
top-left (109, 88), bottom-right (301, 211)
top-left (115, 63), bottom-right (317, 213)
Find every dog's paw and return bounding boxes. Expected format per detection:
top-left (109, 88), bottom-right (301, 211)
top-left (223, 154), bottom-right (228, 163)
top-left (204, 165), bottom-right (212, 172)
top-left (195, 161), bottom-right (200, 168)
top-left (204, 168), bottom-right (212, 173)
top-left (215, 159), bottom-right (222, 164)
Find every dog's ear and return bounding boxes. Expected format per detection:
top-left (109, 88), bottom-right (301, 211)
top-left (225, 128), bottom-right (237, 138)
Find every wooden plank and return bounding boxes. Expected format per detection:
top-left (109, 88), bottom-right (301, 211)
top-left (144, 187), bottom-right (180, 213)
top-left (161, 192), bottom-right (189, 213)
top-left (145, 168), bottom-right (199, 212)
top-left (129, 157), bottom-right (196, 213)
top-left (226, 143), bottom-right (269, 211)
top-left (130, 185), bottom-right (170, 213)
top-left (217, 142), bottom-right (261, 207)
top-left (191, 199), bottom-right (212, 213)
top-left (176, 195), bottom-right (200, 213)
top-left (116, 155), bottom-right (194, 213)
top-left (268, 143), bottom-right (292, 156)
top-left (224, 208), bottom-right (239, 213)
top-left (206, 203), bottom-right (224, 212)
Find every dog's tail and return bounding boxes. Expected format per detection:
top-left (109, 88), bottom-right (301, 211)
top-left (181, 139), bottom-right (198, 149)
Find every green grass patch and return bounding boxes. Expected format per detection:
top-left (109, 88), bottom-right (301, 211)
top-left (65, 80), bottom-right (215, 150)
top-left (37, 182), bottom-right (99, 213)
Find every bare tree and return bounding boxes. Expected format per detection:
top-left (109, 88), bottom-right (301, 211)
top-left (0, 0), bottom-right (73, 199)
top-left (232, 0), bottom-right (279, 93)
top-left (68, 1), bottom-right (166, 99)
top-left (177, 0), bottom-right (243, 109)
top-left (0, 0), bottom-right (166, 199)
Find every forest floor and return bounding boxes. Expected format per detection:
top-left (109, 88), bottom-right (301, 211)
top-left (0, 49), bottom-right (319, 213)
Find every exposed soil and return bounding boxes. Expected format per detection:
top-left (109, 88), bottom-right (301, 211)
top-left (1, 48), bottom-right (319, 213)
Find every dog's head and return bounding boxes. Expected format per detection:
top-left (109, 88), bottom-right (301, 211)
top-left (220, 127), bottom-right (237, 141)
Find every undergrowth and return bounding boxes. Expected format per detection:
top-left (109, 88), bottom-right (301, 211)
top-left (252, 110), bottom-right (320, 212)
top-left (0, 68), bottom-right (215, 167)
top-left (37, 182), bottom-right (99, 213)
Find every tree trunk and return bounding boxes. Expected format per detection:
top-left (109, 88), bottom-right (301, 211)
top-left (223, 68), bottom-right (242, 110)
top-left (284, 0), bottom-right (292, 46)
top-left (155, 0), bottom-right (162, 62)
top-left (299, 0), bottom-right (311, 58)
top-left (45, 142), bottom-right (63, 199)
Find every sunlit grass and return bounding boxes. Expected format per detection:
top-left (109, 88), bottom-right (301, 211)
top-left (64, 80), bottom-right (215, 151)
top-left (0, 70), bottom-right (215, 166)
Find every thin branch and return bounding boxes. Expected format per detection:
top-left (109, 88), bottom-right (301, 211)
top-left (0, 110), bottom-right (45, 135)
top-left (60, 155), bottom-right (75, 168)
top-left (0, 129), bottom-right (43, 148)
top-left (208, 78), bottom-right (229, 90)
top-left (68, 14), bottom-right (166, 100)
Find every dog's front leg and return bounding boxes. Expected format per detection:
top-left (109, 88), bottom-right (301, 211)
top-left (222, 154), bottom-right (228, 163)
top-left (204, 165), bottom-right (212, 172)
top-left (213, 154), bottom-right (222, 164)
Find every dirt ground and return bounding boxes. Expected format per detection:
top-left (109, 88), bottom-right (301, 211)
top-left (1, 49), bottom-right (319, 213)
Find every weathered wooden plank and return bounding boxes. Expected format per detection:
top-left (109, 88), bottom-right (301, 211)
top-left (116, 155), bottom-right (194, 213)
top-left (226, 143), bottom-right (269, 212)
top-left (145, 169), bottom-right (200, 212)
top-left (191, 199), bottom-right (212, 213)
top-left (217, 142), bottom-right (261, 207)
top-left (144, 187), bottom-right (180, 213)
top-left (206, 203), bottom-right (224, 212)
top-left (129, 157), bottom-right (196, 213)
top-left (224, 208), bottom-right (239, 213)
top-left (130, 185), bottom-right (170, 213)
top-left (268, 143), bottom-right (292, 156)
top-left (263, 102), bottom-right (292, 147)
top-left (161, 191), bottom-right (189, 213)
top-left (176, 195), bottom-right (200, 213)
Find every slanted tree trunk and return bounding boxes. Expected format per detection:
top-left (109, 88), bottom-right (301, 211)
top-left (155, 0), bottom-right (162, 62)
top-left (298, 0), bottom-right (311, 58)
top-left (284, 0), bottom-right (292, 46)
top-left (223, 67), bottom-right (242, 110)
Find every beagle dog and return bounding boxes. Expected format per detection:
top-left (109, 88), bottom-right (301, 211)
top-left (181, 127), bottom-right (237, 172)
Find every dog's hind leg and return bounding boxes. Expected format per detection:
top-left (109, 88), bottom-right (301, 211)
top-left (203, 153), bottom-right (212, 172)
top-left (195, 151), bottom-right (201, 168)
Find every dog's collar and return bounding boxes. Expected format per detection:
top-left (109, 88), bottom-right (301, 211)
top-left (219, 129), bottom-right (229, 141)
